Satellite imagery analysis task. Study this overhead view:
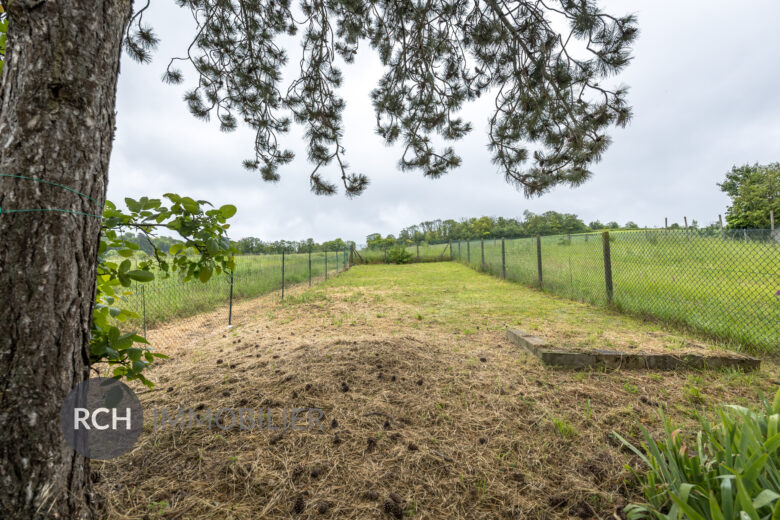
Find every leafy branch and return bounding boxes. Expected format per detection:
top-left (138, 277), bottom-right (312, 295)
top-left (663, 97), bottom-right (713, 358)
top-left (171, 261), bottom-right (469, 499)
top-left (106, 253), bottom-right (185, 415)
top-left (93, 194), bottom-right (237, 387)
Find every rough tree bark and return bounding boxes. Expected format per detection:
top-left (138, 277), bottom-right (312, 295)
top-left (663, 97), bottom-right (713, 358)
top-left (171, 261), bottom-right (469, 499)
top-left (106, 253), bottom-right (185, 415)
top-left (0, 1), bottom-right (133, 518)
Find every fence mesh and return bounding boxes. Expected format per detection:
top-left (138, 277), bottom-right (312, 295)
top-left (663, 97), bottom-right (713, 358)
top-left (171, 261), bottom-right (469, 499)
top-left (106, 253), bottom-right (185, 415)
top-left (120, 229), bottom-right (778, 353)
top-left (451, 229), bottom-right (779, 352)
top-left (119, 249), bottom-right (350, 350)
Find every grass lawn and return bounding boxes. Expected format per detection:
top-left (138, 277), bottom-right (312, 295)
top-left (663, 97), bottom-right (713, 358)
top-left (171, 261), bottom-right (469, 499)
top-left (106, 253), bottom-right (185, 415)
top-left (101, 263), bottom-right (780, 519)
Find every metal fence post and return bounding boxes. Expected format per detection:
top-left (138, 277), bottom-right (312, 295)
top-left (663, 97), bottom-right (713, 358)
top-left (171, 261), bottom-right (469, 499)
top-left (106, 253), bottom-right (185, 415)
top-left (458, 240), bottom-right (461, 260)
top-left (281, 250), bottom-right (285, 298)
top-left (501, 237), bottom-right (506, 279)
top-left (384, 246), bottom-right (387, 263)
top-left (602, 231), bottom-right (613, 303)
top-left (536, 235), bottom-right (543, 288)
top-left (228, 271), bottom-right (233, 327)
top-left (349, 246), bottom-right (353, 268)
top-left (481, 238), bottom-right (485, 269)
top-left (416, 242), bottom-right (419, 260)
top-left (449, 240), bottom-right (453, 260)
top-left (325, 251), bottom-right (328, 280)
top-left (308, 250), bottom-right (312, 287)
top-left (142, 284), bottom-right (147, 337)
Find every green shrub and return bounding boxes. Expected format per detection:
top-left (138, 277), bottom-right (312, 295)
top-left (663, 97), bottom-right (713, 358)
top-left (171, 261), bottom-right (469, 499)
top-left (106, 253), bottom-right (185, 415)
top-left (615, 389), bottom-right (780, 519)
top-left (387, 246), bottom-right (413, 264)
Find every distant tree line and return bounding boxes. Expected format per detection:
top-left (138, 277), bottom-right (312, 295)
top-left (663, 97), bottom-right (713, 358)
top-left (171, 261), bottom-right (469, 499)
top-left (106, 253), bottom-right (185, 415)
top-left (365, 211), bottom-right (642, 248)
top-left (231, 237), bottom-right (355, 255)
top-left (108, 233), bottom-right (356, 256)
top-left (106, 232), bottom-right (182, 255)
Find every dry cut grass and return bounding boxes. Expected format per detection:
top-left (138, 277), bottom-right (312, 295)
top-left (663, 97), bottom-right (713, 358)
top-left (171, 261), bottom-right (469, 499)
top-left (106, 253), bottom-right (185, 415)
top-left (99, 263), bottom-right (780, 519)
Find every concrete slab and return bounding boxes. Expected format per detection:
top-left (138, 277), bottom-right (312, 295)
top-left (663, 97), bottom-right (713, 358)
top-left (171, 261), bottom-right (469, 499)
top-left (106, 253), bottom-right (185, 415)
top-left (506, 329), bottom-right (760, 371)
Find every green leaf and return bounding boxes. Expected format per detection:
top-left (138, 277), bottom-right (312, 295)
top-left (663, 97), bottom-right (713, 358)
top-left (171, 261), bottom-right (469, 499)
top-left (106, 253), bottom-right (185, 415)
top-left (219, 204), bottom-right (237, 219)
top-left (736, 477), bottom-right (760, 520)
top-left (105, 385), bottom-right (124, 408)
top-left (127, 270), bottom-right (154, 282)
top-left (125, 197), bottom-right (142, 212)
top-left (181, 197), bottom-right (200, 213)
top-left (205, 238), bottom-right (217, 255)
top-left (753, 490), bottom-right (779, 511)
top-left (198, 265), bottom-right (213, 283)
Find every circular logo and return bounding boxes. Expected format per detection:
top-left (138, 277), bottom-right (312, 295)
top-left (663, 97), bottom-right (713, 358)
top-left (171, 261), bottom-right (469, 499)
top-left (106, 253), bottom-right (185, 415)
top-left (60, 377), bottom-right (143, 459)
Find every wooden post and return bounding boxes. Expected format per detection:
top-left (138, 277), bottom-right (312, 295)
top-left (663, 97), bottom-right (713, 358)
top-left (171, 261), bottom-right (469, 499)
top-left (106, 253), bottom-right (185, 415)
top-left (325, 251), bottom-right (328, 280)
top-left (683, 216), bottom-right (688, 239)
top-left (536, 235), bottom-right (543, 288)
top-left (481, 238), bottom-right (485, 269)
top-left (349, 247), bottom-right (353, 269)
top-left (602, 232), bottom-right (613, 303)
top-left (308, 250), bottom-right (312, 287)
top-left (416, 242), bottom-right (419, 259)
top-left (501, 237), bottom-right (506, 279)
top-left (281, 250), bottom-right (285, 299)
top-left (771, 210), bottom-right (775, 231)
top-left (664, 217), bottom-right (668, 230)
top-left (718, 214), bottom-right (725, 239)
top-left (449, 240), bottom-right (454, 260)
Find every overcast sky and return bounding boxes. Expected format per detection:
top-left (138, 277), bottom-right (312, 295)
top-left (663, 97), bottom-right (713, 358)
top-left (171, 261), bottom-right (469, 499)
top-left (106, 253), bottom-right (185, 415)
top-left (107, 1), bottom-right (780, 243)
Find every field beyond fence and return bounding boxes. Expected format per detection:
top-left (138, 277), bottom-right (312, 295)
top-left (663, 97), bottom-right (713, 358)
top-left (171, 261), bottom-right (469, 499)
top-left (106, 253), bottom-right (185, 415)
top-left (360, 229), bottom-right (779, 353)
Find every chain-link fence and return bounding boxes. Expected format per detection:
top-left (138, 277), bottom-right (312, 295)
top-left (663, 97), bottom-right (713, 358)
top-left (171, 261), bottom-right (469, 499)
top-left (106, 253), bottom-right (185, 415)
top-left (119, 249), bottom-right (350, 348)
top-left (356, 242), bottom-right (452, 263)
top-left (452, 229), bottom-right (779, 352)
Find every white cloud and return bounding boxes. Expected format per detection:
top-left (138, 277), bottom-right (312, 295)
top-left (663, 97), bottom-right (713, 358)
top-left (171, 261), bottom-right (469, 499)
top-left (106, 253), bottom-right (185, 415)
top-left (108, 0), bottom-right (780, 241)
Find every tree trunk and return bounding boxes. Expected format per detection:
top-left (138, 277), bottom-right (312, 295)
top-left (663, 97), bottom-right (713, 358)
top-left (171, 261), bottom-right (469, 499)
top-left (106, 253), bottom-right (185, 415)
top-left (0, 1), bottom-right (132, 518)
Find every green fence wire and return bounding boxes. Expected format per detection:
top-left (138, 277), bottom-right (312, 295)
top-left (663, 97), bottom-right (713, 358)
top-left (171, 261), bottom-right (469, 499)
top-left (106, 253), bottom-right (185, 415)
top-left (451, 229), bottom-right (779, 352)
top-left (120, 249), bottom-right (350, 349)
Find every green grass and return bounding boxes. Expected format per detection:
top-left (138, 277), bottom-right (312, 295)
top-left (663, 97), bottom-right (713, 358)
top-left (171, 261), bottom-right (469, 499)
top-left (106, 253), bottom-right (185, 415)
top-left (319, 262), bottom-right (736, 354)
top-left (450, 230), bottom-right (779, 353)
top-left (118, 250), bottom-right (348, 329)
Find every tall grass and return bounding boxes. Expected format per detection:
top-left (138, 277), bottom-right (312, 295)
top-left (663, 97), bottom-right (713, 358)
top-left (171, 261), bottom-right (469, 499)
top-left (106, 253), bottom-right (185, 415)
top-left (454, 230), bottom-right (779, 352)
